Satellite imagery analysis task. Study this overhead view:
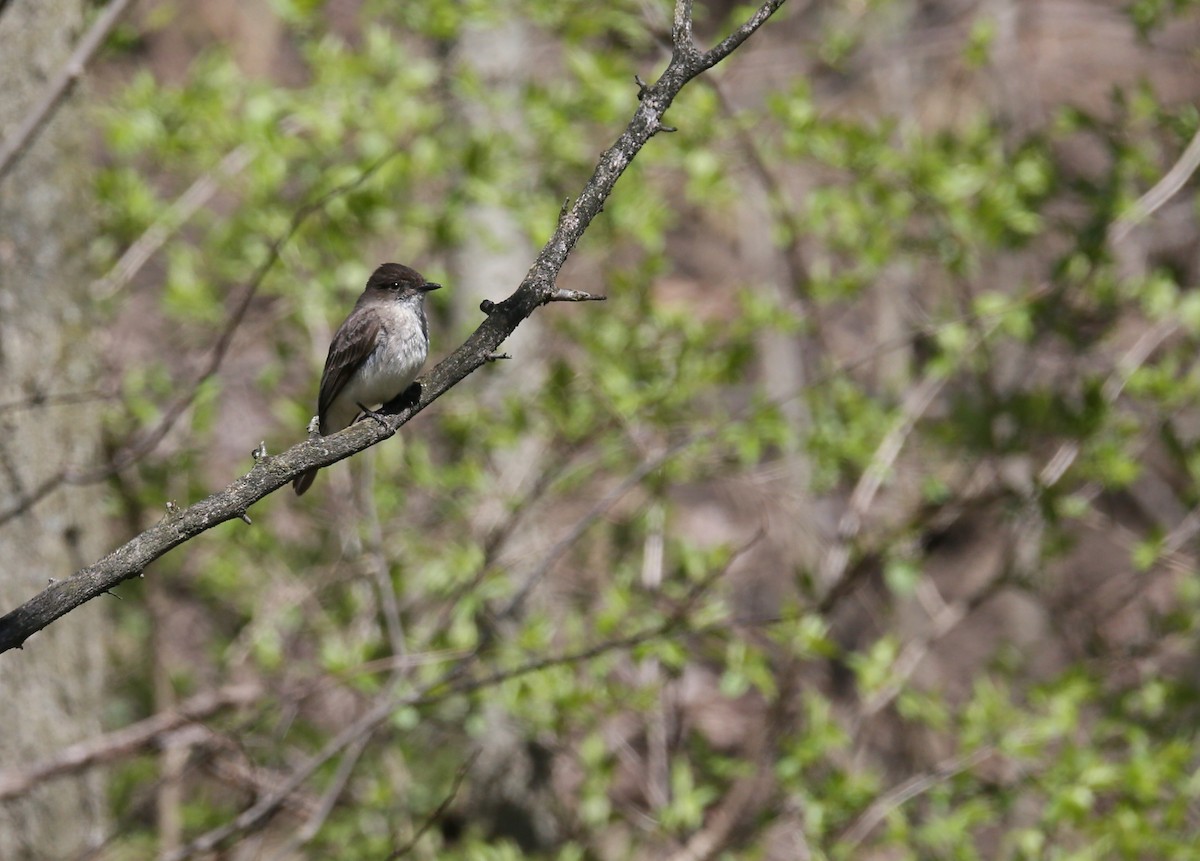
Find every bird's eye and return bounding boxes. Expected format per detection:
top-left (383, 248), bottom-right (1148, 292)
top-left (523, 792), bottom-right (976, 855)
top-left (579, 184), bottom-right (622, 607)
top-left (392, 282), bottom-right (400, 289)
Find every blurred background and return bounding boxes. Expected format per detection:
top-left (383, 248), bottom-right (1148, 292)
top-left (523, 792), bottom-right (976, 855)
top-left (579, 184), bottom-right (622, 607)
top-left (3, 0), bottom-right (1200, 858)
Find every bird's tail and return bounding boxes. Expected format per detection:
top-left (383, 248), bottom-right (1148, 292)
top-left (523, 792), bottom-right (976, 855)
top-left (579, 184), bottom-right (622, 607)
top-left (293, 467), bottom-right (319, 496)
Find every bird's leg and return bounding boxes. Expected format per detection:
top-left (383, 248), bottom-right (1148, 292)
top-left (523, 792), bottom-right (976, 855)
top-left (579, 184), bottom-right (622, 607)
top-left (356, 403), bottom-right (391, 430)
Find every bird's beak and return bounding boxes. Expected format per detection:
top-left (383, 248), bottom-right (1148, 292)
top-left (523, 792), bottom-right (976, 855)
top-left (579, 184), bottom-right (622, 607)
top-left (421, 281), bottom-right (442, 292)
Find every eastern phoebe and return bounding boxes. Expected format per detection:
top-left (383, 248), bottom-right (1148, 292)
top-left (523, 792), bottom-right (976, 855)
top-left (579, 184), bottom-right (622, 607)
top-left (293, 262), bottom-right (441, 495)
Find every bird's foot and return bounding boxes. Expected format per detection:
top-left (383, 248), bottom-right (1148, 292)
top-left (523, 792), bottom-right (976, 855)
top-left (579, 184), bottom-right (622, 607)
top-left (356, 403), bottom-right (391, 430)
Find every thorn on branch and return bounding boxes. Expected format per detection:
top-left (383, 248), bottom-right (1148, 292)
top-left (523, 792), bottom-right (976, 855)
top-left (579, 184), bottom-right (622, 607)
top-left (164, 500), bottom-right (180, 517)
top-left (480, 299), bottom-right (496, 315)
top-left (546, 289), bottom-right (607, 304)
top-left (103, 590), bottom-right (122, 600)
top-left (635, 74), bottom-right (650, 100)
top-left (305, 415), bottom-right (320, 437)
top-left (251, 441), bottom-right (268, 463)
top-left (486, 352), bottom-right (512, 363)
top-left (237, 510), bottom-right (252, 526)
top-left (658, 123), bottom-right (678, 134)
top-left (558, 197), bottom-right (571, 224)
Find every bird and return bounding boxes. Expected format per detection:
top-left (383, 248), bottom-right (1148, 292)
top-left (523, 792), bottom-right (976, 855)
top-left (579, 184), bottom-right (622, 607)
top-left (293, 262), bottom-right (441, 495)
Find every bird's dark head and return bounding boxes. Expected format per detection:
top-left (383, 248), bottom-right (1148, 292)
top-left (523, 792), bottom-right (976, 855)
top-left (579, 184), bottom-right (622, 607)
top-left (365, 262), bottom-right (442, 299)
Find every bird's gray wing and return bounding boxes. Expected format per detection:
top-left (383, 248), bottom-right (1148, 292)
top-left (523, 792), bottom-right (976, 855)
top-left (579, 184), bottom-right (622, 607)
top-left (317, 308), bottom-right (380, 433)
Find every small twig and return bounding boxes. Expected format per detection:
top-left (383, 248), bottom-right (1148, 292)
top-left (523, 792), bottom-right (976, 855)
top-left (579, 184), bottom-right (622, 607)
top-left (496, 441), bottom-right (690, 622)
top-left (295, 732), bottom-right (372, 843)
top-left (546, 288), bottom-right (607, 303)
top-left (384, 752), bottom-right (479, 860)
top-left (1038, 319), bottom-right (1178, 488)
top-left (0, 683), bottom-right (262, 800)
top-left (0, 389), bottom-right (115, 415)
top-left (857, 576), bottom-right (1005, 723)
top-left (0, 0), bottom-right (136, 184)
top-left (93, 144), bottom-right (255, 299)
top-left (837, 747), bottom-right (997, 850)
top-left (1109, 126), bottom-right (1200, 245)
top-left (818, 373), bottom-right (946, 593)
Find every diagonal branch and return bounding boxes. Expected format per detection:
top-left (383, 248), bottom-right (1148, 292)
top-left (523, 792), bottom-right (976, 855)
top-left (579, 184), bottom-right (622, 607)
top-left (0, 0), bottom-right (790, 654)
top-left (0, 682), bottom-right (261, 800)
top-left (0, 0), bottom-right (136, 184)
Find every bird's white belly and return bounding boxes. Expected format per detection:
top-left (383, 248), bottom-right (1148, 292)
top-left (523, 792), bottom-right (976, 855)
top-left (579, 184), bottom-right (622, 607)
top-left (326, 327), bottom-right (428, 431)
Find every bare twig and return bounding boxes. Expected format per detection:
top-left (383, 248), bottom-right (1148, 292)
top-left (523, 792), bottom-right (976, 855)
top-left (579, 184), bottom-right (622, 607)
top-left (1109, 126), bottom-right (1200, 245)
top-left (0, 389), bottom-right (115, 415)
top-left (857, 575), bottom-right (1005, 722)
top-left (837, 747), bottom-right (997, 850)
top-left (1038, 319), bottom-right (1178, 488)
top-left (93, 144), bottom-right (256, 299)
top-left (497, 440), bottom-right (690, 622)
top-left (0, 682), bottom-right (261, 800)
top-left (294, 731), bottom-right (372, 843)
top-left (818, 373), bottom-right (946, 594)
top-left (546, 288), bottom-right (607, 303)
top-left (384, 751), bottom-right (479, 860)
top-left (0, 0), bottom-right (135, 184)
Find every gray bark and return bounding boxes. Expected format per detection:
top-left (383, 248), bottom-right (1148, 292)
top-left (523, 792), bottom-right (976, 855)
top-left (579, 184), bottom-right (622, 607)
top-left (0, 1), bottom-right (109, 857)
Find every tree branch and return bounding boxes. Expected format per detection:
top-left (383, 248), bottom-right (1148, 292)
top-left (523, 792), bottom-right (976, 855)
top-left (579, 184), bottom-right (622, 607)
top-left (0, 682), bottom-right (261, 800)
top-left (0, 0), bottom-right (789, 653)
top-left (0, 0), bottom-right (136, 184)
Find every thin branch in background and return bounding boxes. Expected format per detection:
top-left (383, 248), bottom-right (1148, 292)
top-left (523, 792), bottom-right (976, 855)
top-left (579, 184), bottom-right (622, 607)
top-left (425, 438), bottom-right (589, 627)
top-left (0, 389), bottom-right (116, 415)
top-left (293, 732), bottom-right (372, 843)
top-left (706, 76), bottom-right (827, 349)
top-left (0, 682), bottom-right (261, 801)
top-left (662, 590), bottom-right (796, 861)
top-left (496, 439), bottom-right (692, 622)
top-left (1038, 318), bottom-right (1179, 488)
top-left (818, 372), bottom-right (947, 597)
top-left (384, 751), bottom-right (479, 860)
top-left (0, 469), bottom-right (68, 529)
top-left (93, 143), bottom-right (256, 299)
top-left (640, 502), bottom-right (671, 812)
top-left (159, 688), bottom-right (397, 861)
top-left (1108, 126), bottom-right (1200, 245)
top-left (856, 574), bottom-right (1006, 724)
top-left (837, 747), bottom-right (998, 850)
top-left (0, 0), bottom-right (136, 184)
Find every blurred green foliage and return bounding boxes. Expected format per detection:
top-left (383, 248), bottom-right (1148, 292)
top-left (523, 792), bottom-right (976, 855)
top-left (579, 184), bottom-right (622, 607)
top-left (85, 0), bottom-right (1200, 858)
